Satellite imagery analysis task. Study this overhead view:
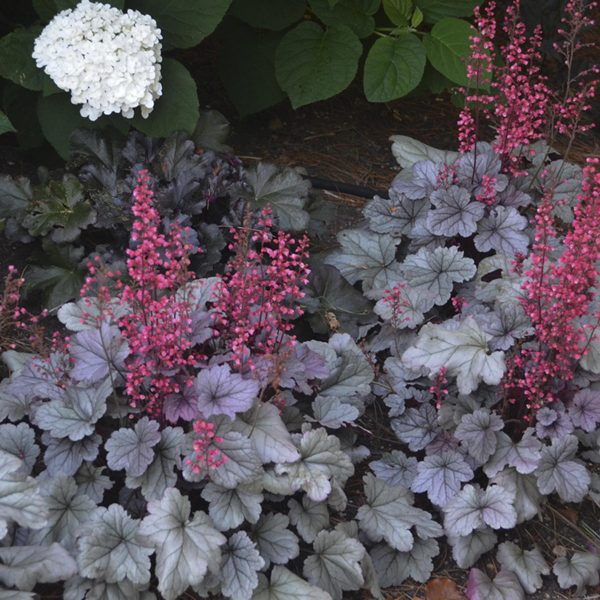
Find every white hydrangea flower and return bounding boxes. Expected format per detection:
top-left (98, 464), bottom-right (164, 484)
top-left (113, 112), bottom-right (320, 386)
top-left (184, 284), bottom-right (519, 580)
top-left (33, 0), bottom-right (162, 121)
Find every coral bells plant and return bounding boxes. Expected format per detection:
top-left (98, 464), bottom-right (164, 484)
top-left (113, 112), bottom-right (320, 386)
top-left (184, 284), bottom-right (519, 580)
top-left (4, 3), bottom-right (600, 600)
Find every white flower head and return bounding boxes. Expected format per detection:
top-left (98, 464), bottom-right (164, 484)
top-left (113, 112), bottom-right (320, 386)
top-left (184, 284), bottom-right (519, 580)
top-left (33, 0), bottom-right (162, 121)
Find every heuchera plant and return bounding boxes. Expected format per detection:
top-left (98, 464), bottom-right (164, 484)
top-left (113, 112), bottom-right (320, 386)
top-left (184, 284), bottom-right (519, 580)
top-left (1, 1), bottom-right (600, 599)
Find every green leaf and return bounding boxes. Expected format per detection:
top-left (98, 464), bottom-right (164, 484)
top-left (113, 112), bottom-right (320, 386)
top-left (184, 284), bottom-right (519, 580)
top-left (25, 241), bottom-right (85, 309)
top-left (22, 175), bottom-right (95, 242)
top-left (0, 111), bottom-right (15, 136)
top-left (127, 0), bottom-right (231, 48)
top-left (363, 34), bottom-right (426, 102)
top-left (414, 0), bottom-right (477, 23)
top-left (383, 0), bottom-right (413, 26)
top-left (218, 19), bottom-right (286, 117)
top-left (192, 109), bottom-right (231, 152)
top-left (230, 0), bottom-right (306, 30)
top-left (246, 162), bottom-right (310, 230)
top-left (140, 488), bottom-right (226, 600)
top-left (0, 544), bottom-right (77, 591)
top-left (253, 566), bottom-right (333, 600)
top-left (423, 18), bottom-right (473, 86)
top-left (0, 176), bottom-right (32, 220)
top-left (37, 93), bottom-right (90, 159)
top-left (275, 22), bottom-right (362, 108)
top-left (131, 58), bottom-right (199, 138)
top-left (309, 0), bottom-right (380, 38)
top-left (0, 27), bottom-right (43, 91)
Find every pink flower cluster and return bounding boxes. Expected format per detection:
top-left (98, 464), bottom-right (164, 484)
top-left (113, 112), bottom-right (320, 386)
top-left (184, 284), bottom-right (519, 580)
top-left (185, 419), bottom-right (227, 473)
top-left (458, 1), bottom-right (551, 173)
top-left (213, 208), bottom-right (310, 370)
top-left (381, 284), bottom-right (410, 327)
top-left (508, 159), bottom-right (600, 410)
top-left (117, 170), bottom-right (203, 417)
top-left (0, 266), bottom-right (48, 354)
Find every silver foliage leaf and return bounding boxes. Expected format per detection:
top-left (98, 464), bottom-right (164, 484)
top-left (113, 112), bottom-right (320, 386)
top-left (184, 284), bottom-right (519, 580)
top-left (391, 404), bottom-right (440, 451)
top-left (288, 496), bottom-right (329, 543)
top-left (201, 481), bottom-right (263, 531)
top-left (369, 450), bottom-right (418, 488)
top-left (312, 396), bottom-right (359, 429)
top-left (77, 504), bottom-right (153, 585)
top-left (230, 403), bottom-right (300, 464)
top-left (492, 468), bottom-right (543, 524)
top-left (125, 426), bottom-right (183, 501)
top-left (389, 136), bottom-right (458, 169)
top-left (553, 552), bottom-right (600, 592)
top-left (105, 417), bottom-right (161, 478)
top-left (0, 423), bottom-right (39, 475)
top-left (496, 541), bottom-right (549, 594)
top-left (28, 475), bottom-right (96, 548)
top-left (33, 380), bottom-right (112, 441)
top-left (252, 566), bottom-right (332, 600)
top-left (43, 433), bottom-right (100, 477)
top-left (466, 568), bottom-right (525, 600)
top-left (427, 186), bottom-right (485, 237)
top-left (325, 229), bottom-right (400, 291)
top-left (443, 484), bottom-right (517, 537)
top-left (140, 488), bottom-right (226, 600)
top-left (220, 531), bottom-right (265, 600)
top-left (370, 538), bottom-right (439, 587)
top-left (357, 474), bottom-right (442, 551)
top-left (364, 192), bottom-right (428, 235)
top-left (0, 451), bottom-right (47, 537)
top-left (411, 450), bottom-right (474, 507)
top-left (402, 317), bottom-right (506, 395)
top-left (251, 512), bottom-right (299, 568)
top-left (535, 435), bottom-right (590, 502)
top-left (74, 462), bottom-right (112, 504)
top-left (303, 529), bottom-right (365, 600)
top-left (447, 528), bottom-right (497, 569)
top-left (474, 206), bottom-right (529, 257)
top-left (455, 408), bottom-right (504, 465)
top-left (402, 246), bottom-right (476, 308)
top-left (275, 428), bottom-right (354, 502)
top-left (0, 543), bottom-right (77, 591)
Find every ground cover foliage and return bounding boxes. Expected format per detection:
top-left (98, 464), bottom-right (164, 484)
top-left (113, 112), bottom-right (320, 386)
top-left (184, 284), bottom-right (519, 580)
top-left (0, 1), bottom-right (600, 600)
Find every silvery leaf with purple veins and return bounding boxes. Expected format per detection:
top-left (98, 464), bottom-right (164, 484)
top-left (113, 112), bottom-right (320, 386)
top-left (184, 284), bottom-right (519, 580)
top-left (497, 184), bottom-right (532, 208)
top-left (474, 206), bottom-right (529, 257)
top-left (427, 186), bottom-right (485, 238)
top-left (475, 303), bottom-right (531, 351)
top-left (569, 389), bottom-right (600, 432)
top-left (392, 404), bottom-right (440, 451)
top-left (70, 322), bottom-right (129, 384)
top-left (411, 450), bottom-right (474, 507)
top-left (194, 364), bottom-right (259, 420)
top-left (363, 192), bottom-right (428, 236)
top-left (369, 450), bottom-right (418, 488)
top-left (456, 144), bottom-right (508, 194)
top-left (391, 160), bottom-right (440, 200)
top-left (455, 408), bottom-right (504, 465)
top-left (535, 406), bottom-right (574, 439)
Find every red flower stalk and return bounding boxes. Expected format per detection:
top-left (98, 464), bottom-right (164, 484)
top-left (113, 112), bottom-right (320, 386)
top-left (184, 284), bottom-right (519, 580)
top-left (214, 208), bottom-right (310, 371)
top-left (117, 170), bottom-right (203, 417)
top-left (507, 158), bottom-right (600, 410)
